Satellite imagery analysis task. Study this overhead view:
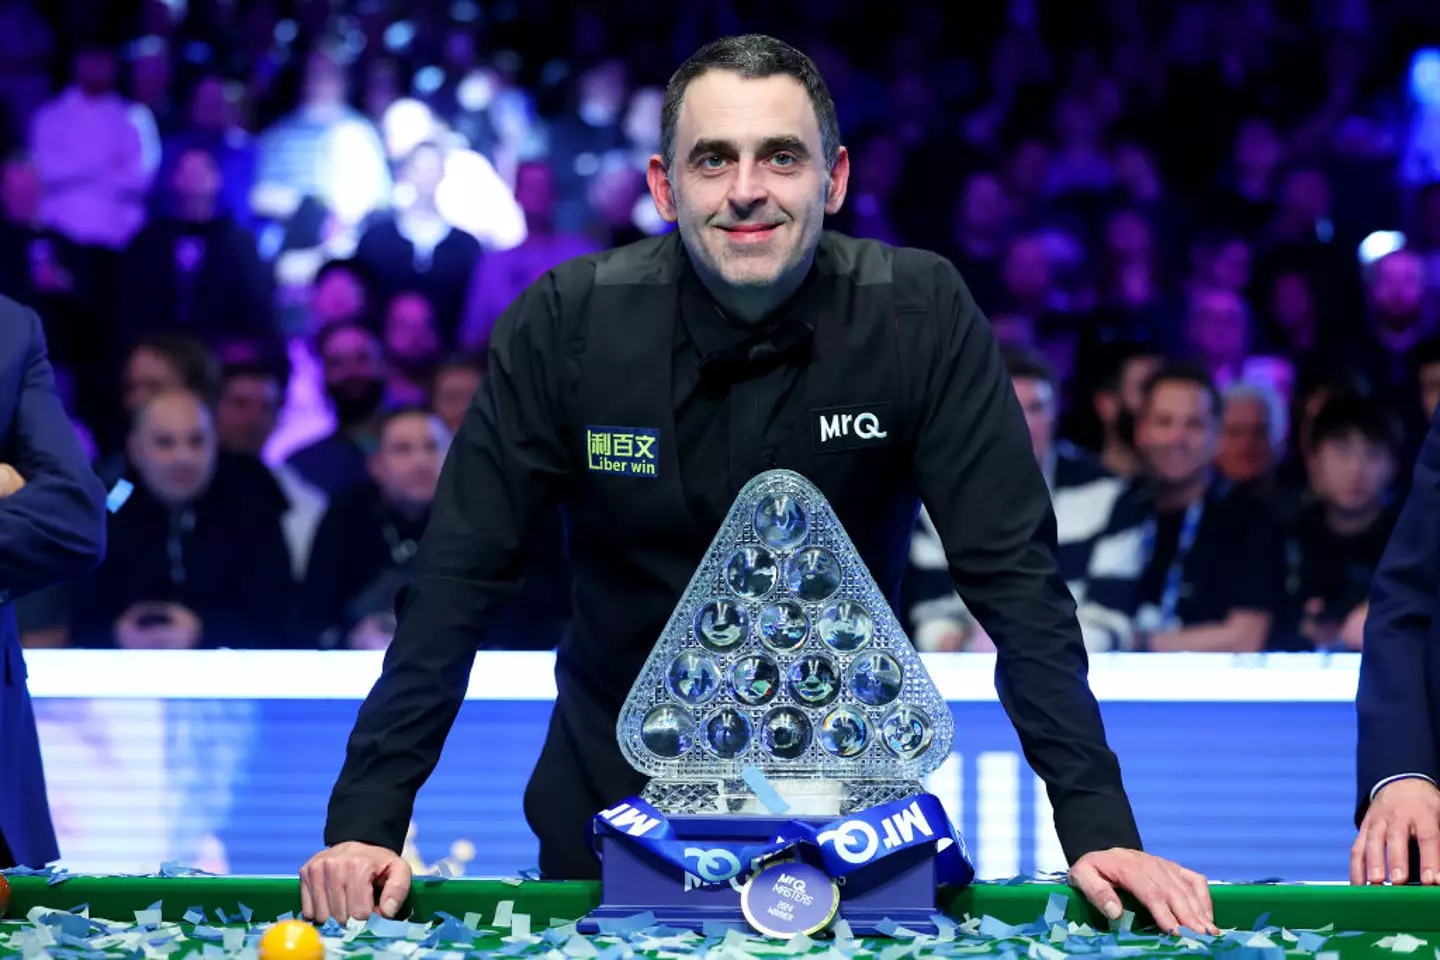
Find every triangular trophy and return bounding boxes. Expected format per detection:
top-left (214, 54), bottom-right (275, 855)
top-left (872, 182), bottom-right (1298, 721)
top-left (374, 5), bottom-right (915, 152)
top-left (618, 469), bottom-right (954, 818)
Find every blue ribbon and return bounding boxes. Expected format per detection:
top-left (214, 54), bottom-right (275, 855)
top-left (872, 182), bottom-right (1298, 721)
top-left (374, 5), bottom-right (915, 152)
top-left (592, 792), bottom-right (974, 887)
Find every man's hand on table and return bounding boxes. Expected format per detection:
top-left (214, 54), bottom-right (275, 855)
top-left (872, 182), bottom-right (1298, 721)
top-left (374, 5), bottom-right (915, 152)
top-left (1069, 848), bottom-right (1217, 935)
top-left (1352, 778), bottom-right (1440, 885)
top-left (301, 841), bottom-right (413, 922)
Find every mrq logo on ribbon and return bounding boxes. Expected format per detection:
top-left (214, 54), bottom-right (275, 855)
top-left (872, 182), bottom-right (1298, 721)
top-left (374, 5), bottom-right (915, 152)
top-left (595, 469), bottom-right (972, 897)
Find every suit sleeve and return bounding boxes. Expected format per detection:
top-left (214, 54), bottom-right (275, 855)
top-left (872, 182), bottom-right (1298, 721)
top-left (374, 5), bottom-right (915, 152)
top-left (1355, 414), bottom-right (1440, 823)
top-left (910, 261), bottom-right (1143, 862)
top-left (324, 273), bottom-right (575, 852)
top-left (0, 306), bottom-right (106, 598)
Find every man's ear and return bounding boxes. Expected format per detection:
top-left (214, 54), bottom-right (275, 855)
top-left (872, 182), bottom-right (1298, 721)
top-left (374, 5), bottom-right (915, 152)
top-left (647, 155), bottom-right (678, 223)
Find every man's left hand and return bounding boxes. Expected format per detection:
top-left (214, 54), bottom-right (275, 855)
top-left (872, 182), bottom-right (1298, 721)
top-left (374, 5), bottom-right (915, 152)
top-left (1069, 848), bottom-right (1217, 935)
top-left (0, 463), bottom-right (26, 498)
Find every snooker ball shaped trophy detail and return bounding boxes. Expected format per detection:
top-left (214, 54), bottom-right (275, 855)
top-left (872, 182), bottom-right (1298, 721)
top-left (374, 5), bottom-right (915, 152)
top-left (617, 469), bottom-right (954, 817)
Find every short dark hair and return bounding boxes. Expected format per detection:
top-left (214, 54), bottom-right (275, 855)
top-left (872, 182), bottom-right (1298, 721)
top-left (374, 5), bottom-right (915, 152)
top-left (1311, 393), bottom-right (1400, 455)
top-left (376, 405), bottom-right (441, 444)
top-left (130, 333), bottom-right (222, 406)
top-left (660, 35), bottom-right (841, 171)
top-left (222, 357), bottom-right (291, 396)
top-left (1140, 361), bottom-right (1222, 418)
top-left (1000, 344), bottom-right (1055, 389)
top-left (315, 320), bottom-right (380, 359)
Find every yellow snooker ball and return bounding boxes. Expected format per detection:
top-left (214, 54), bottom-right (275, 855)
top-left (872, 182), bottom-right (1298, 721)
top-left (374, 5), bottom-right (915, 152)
top-left (258, 920), bottom-right (324, 960)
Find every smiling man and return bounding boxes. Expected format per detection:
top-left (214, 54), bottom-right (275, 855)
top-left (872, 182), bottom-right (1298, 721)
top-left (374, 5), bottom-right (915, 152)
top-left (301, 35), bottom-right (1216, 935)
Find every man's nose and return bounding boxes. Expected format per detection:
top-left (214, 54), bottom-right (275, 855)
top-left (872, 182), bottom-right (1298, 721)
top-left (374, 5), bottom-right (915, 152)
top-left (728, 160), bottom-right (769, 211)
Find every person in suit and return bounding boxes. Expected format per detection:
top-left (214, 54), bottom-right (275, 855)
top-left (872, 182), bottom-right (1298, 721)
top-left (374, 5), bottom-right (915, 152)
top-left (1354, 409), bottom-right (1440, 885)
top-left (0, 294), bottom-right (108, 868)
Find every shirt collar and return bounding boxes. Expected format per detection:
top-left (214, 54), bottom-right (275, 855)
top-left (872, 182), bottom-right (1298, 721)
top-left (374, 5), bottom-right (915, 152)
top-left (676, 243), bottom-right (822, 367)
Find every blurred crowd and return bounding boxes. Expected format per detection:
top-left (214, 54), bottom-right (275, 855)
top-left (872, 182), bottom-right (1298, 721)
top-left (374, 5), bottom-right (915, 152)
top-left (2, 0), bottom-right (1440, 655)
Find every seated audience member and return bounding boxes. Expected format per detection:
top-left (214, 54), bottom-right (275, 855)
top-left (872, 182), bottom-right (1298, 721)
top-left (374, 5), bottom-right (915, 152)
top-left (904, 347), bottom-right (1147, 651)
top-left (214, 358), bottom-right (327, 579)
top-left (71, 390), bottom-right (294, 649)
top-left (302, 408), bottom-right (450, 649)
top-left (94, 332), bottom-right (222, 474)
top-left (1132, 363), bottom-right (1286, 652)
top-left (1281, 394), bottom-right (1400, 652)
top-left (1090, 344), bottom-right (1165, 479)
top-left (1215, 381), bottom-right (1289, 498)
top-left (430, 354), bottom-right (484, 433)
top-left (382, 292), bottom-right (442, 408)
top-left (116, 148), bottom-right (276, 353)
top-left (285, 321), bottom-right (388, 498)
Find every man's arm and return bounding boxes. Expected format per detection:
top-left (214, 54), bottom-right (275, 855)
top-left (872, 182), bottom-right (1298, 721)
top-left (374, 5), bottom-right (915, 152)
top-left (1355, 415), bottom-right (1440, 825)
top-left (324, 272), bottom-right (574, 852)
top-left (908, 261), bottom-right (1141, 862)
top-left (0, 305), bottom-right (106, 597)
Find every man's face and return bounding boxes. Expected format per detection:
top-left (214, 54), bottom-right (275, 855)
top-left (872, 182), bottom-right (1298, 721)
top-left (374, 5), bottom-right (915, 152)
top-left (1136, 381), bottom-right (1218, 485)
top-left (1312, 430), bottom-right (1393, 513)
top-left (384, 293), bottom-right (439, 363)
top-left (122, 348), bottom-right (184, 416)
top-left (1188, 289), bottom-right (1249, 366)
top-left (515, 163), bottom-right (555, 220)
top-left (1216, 396), bottom-right (1274, 484)
top-left (1003, 238), bottom-right (1049, 302)
top-left (129, 393), bottom-right (218, 505)
top-left (215, 374), bottom-right (281, 455)
top-left (1011, 375), bottom-right (1054, 462)
top-left (172, 150), bottom-right (220, 203)
top-left (1118, 355), bottom-right (1163, 415)
top-left (322, 327), bottom-right (384, 395)
top-left (1420, 361), bottom-right (1440, 420)
top-left (1372, 251), bottom-right (1425, 320)
top-left (74, 50), bottom-right (117, 95)
top-left (312, 270), bottom-right (366, 327)
top-left (432, 366), bottom-right (481, 433)
top-left (191, 76), bottom-right (229, 131)
top-left (370, 414), bottom-right (449, 508)
top-left (652, 71), bottom-right (846, 294)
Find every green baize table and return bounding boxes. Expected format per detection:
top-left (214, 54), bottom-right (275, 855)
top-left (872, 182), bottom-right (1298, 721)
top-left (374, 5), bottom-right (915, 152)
top-left (4, 875), bottom-right (1439, 958)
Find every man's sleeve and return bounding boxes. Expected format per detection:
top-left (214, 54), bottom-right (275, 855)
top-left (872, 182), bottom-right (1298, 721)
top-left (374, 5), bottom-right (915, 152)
top-left (1355, 415), bottom-right (1440, 824)
top-left (324, 273), bottom-right (575, 851)
top-left (0, 306), bottom-right (107, 598)
top-left (908, 261), bottom-right (1142, 862)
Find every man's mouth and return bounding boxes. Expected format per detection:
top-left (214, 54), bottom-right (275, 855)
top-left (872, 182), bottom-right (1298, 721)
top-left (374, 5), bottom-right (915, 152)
top-left (718, 223), bottom-right (782, 243)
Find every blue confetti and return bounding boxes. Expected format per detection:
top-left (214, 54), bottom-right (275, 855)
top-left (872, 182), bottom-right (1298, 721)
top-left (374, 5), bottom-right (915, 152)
top-left (47, 868), bottom-right (72, 886)
top-left (978, 915), bottom-right (1020, 939)
top-left (740, 765), bottom-right (791, 814)
top-left (1251, 912), bottom-right (1271, 931)
top-left (1297, 931), bottom-right (1329, 952)
top-left (213, 907), bottom-right (229, 925)
top-left (276, 912), bottom-right (294, 922)
top-left (1043, 892), bottom-right (1068, 924)
top-left (183, 908), bottom-right (206, 924)
top-left (519, 867), bottom-right (543, 881)
top-left (595, 948), bottom-right (626, 960)
top-left (38, 913), bottom-right (93, 939)
top-left (366, 915), bottom-right (412, 938)
top-left (190, 925), bottom-right (224, 941)
top-left (237, 903), bottom-right (253, 923)
top-left (431, 917), bottom-right (474, 945)
top-left (1000, 874), bottom-right (1031, 886)
top-left (701, 920), bottom-right (740, 937)
top-left (317, 918), bottom-right (344, 937)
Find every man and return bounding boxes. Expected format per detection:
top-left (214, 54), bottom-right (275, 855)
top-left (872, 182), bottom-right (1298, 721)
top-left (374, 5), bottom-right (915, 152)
top-left (70, 390), bottom-right (293, 650)
top-left (1131, 363), bottom-right (1285, 652)
top-left (1091, 345), bottom-right (1164, 479)
top-left (905, 347), bottom-right (1146, 652)
top-left (1354, 406), bottom-right (1440, 887)
top-left (1282, 394), bottom-right (1398, 652)
top-left (285, 323), bottom-right (388, 499)
top-left (0, 294), bottom-right (108, 867)
top-left (301, 36), bottom-right (1215, 933)
top-left (302, 408), bottom-right (451, 650)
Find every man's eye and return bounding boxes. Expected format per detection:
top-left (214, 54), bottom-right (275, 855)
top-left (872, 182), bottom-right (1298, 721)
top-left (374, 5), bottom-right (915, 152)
top-left (701, 156), bottom-right (726, 169)
top-left (771, 153), bottom-right (796, 166)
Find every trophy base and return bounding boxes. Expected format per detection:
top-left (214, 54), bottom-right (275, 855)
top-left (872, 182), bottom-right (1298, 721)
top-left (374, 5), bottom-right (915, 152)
top-left (580, 812), bottom-right (946, 938)
top-left (641, 779), bottom-right (924, 818)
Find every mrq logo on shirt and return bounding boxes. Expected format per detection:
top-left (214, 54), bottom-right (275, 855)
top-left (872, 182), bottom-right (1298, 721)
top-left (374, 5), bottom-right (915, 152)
top-left (587, 426), bottom-right (660, 477)
top-left (812, 403), bottom-right (892, 451)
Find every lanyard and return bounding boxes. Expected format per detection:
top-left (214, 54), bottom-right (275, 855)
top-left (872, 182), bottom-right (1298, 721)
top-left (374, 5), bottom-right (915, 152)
top-left (1142, 497), bottom-right (1205, 630)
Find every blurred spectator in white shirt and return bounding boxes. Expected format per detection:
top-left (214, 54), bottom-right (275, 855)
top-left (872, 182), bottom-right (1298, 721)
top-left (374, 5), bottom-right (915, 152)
top-left (251, 46), bottom-right (390, 239)
top-left (29, 40), bottom-right (160, 250)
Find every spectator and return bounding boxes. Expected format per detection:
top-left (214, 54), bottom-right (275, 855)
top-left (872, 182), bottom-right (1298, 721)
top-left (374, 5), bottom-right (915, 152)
top-left (354, 142), bottom-right (482, 344)
top-left (1089, 345), bottom-right (1164, 479)
top-left (1184, 286), bottom-right (1251, 389)
top-left (1412, 336), bottom-right (1440, 423)
top-left (155, 73), bottom-right (257, 231)
top-left (284, 321), bottom-right (387, 499)
top-left (1215, 381), bottom-right (1288, 493)
top-left (1280, 393), bottom-right (1400, 652)
top-left (430, 354), bottom-right (484, 434)
top-left (116, 147), bottom-right (275, 352)
top-left (214, 359), bottom-right (327, 580)
top-left (1131, 363), bottom-right (1285, 652)
top-left (301, 407), bottom-right (450, 649)
top-left (71, 389), bottom-right (293, 649)
top-left (381, 292), bottom-right (442, 408)
top-left (28, 38), bottom-right (159, 250)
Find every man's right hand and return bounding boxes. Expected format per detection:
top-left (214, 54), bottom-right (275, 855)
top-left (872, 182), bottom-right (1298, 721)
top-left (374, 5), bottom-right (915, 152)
top-left (1352, 778), bottom-right (1440, 885)
top-left (300, 842), bottom-right (413, 922)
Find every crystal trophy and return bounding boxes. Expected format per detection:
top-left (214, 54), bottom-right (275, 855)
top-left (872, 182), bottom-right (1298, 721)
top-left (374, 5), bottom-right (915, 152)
top-left (616, 469), bottom-right (954, 819)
